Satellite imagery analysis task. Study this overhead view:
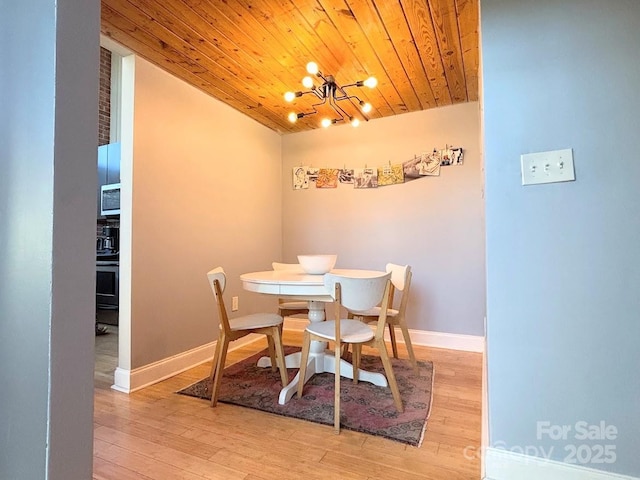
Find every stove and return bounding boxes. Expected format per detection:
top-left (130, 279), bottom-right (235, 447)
top-left (97, 250), bottom-right (119, 262)
top-left (96, 250), bottom-right (119, 309)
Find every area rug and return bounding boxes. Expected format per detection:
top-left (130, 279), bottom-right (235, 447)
top-left (177, 346), bottom-right (434, 446)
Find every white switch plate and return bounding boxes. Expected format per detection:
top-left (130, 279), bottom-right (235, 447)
top-left (521, 148), bottom-right (575, 185)
top-left (232, 296), bottom-right (238, 311)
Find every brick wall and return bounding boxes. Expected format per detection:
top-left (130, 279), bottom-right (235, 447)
top-left (98, 47), bottom-right (111, 145)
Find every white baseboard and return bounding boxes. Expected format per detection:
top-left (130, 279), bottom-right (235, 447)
top-left (111, 333), bottom-right (261, 393)
top-left (285, 317), bottom-right (485, 353)
top-left (484, 447), bottom-right (638, 480)
top-left (111, 320), bottom-right (484, 393)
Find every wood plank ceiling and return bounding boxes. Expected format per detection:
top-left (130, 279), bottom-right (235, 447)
top-left (101, 0), bottom-right (479, 135)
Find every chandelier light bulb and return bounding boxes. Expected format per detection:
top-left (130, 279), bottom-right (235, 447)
top-left (302, 76), bottom-right (314, 89)
top-left (363, 76), bottom-right (378, 88)
top-left (350, 117), bottom-right (360, 127)
top-left (306, 61), bottom-right (319, 75)
top-left (321, 118), bottom-right (332, 128)
top-left (288, 112), bottom-right (298, 123)
top-left (284, 91), bottom-right (296, 102)
top-left (361, 101), bottom-right (372, 113)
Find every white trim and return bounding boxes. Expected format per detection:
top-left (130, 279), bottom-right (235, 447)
top-left (284, 317), bottom-right (485, 353)
top-left (111, 334), bottom-right (261, 393)
top-left (481, 331), bottom-right (489, 478)
top-left (484, 448), bottom-right (638, 480)
top-left (110, 321), bottom-right (485, 393)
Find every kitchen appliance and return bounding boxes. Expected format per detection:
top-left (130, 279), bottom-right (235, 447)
top-left (96, 261), bottom-right (119, 309)
top-left (97, 224), bottom-right (119, 312)
top-left (101, 225), bottom-right (119, 253)
top-left (100, 183), bottom-right (121, 216)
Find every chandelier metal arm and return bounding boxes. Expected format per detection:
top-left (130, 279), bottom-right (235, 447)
top-left (329, 95), bottom-right (349, 120)
top-left (285, 63), bottom-right (376, 127)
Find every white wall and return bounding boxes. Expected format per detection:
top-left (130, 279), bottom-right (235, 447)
top-left (127, 57), bottom-right (283, 369)
top-left (281, 103), bottom-right (485, 336)
top-left (482, 0), bottom-right (640, 477)
top-left (0, 0), bottom-right (98, 478)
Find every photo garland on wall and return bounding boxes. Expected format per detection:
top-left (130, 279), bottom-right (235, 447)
top-left (292, 145), bottom-right (463, 190)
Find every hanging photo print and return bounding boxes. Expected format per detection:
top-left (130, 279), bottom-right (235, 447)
top-left (338, 168), bottom-right (355, 184)
top-left (293, 166), bottom-right (309, 189)
top-left (416, 150), bottom-right (441, 176)
top-left (378, 163), bottom-right (404, 186)
top-left (316, 168), bottom-right (339, 188)
top-left (440, 146), bottom-right (464, 166)
top-left (353, 167), bottom-right (378, 189)
top-left (451, 147), bottom-right (464, 165)
top-left (403, 155), bottom-right (423, 181)
top-left (306, 167), bottom-right (320, 182)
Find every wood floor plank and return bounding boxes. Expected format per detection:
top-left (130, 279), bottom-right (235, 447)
top-left (93, 327), bottom-right (482, 479)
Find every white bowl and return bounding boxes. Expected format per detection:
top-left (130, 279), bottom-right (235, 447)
top-left (297, 254), bottom-right (337, 275)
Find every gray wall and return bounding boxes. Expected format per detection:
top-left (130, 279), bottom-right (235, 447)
top-left (282, 103), bottom-right (485, 336)
top-left (0, 0), bottom-right (98, 478)
top-left (482, 0), bottom-right (640, 475)
top-left (128, 57), bottom-right (283, 369)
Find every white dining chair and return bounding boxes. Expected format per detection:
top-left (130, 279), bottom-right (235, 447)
top-left (348, 263), bottom-right (417, 369)
top-left (206, 267), bottom-right (288, 407)
top-left (272, 262), bottom-right (310, 317)
top-left (296, 271), bottom-right (403, 434)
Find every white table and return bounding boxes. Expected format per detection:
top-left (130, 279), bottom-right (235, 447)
top-left (240, 268), bottom-right (389, 405)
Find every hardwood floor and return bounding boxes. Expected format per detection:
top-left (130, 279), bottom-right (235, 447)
top-left (93, 329), bottom-right (482, 479)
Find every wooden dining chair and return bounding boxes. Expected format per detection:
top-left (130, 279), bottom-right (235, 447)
top-left (297, 271), bottom-right (403, 434)
top-left (271, 262), bottom-right (310, 317)
top-left (206, 267), bottom-right (288, 406)
top-left (347, 264), bottom-right (417, 370)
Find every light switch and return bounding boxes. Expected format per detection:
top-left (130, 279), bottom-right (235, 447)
top-left (521, 148), bottom-right (575, 185)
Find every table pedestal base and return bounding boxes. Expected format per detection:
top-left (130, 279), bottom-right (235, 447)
top-left (257, 345), bottom-right (389, 405)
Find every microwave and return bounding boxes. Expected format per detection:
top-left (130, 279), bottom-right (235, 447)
top-left (100, 183), bottom-right (121, 216)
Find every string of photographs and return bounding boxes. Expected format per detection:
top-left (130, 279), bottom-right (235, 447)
top-left (292, 146), bottom-right (464, 190)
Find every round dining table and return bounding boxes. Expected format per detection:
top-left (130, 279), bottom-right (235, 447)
top-left (240, 268), bottom-right (389, 405)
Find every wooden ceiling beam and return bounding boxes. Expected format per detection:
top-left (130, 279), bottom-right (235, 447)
top-left (400, 0), bottom-right (452, 106)
top-left (363, 0), bottom-right (437, 110)
top-left (455, 0), bottom-right (479, 102)
top-left (101, 3), bottom-right (295, 133)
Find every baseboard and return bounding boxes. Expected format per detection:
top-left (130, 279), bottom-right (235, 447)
top-left (285, 317), bottom-right (485, 353)
top-left (484, 447), bottom-right (638, 480)
top-left (111, 320), bottom-right (484, 393)
top-left (111, 333), bottom-right (261, 393)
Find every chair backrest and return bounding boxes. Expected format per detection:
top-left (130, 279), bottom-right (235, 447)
top-left (385, 263), bottom-right (412, 313)
top-left (272, 262), bottom-right (305, 273)
top-left (385, 263), bottom-right (410, 291)
top-left (206, 267), bottom-right (231, 333)
top-left (325, 272), bottom-right (392, 341)
top-left (324, 272), bottom-right (390, 311)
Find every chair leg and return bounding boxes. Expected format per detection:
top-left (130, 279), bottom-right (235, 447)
top-left (210, 334), bottom-right (230, 407)
top-left (270, 327), bottom-right (289, 387)
top-left (297, 331), bottom-right (311, 399)
top-left (399, 321), bottom-right (418, 371)
top-left (334, 339), bottom-right (341, 434)
top-left (352, 343), bottom-right (361, 384)
top-left (375, 339), bottom-right (404, 413)
top-left (266, 335), bottom-right (277, 372)
top-left (388, 323), bottom-right (399, 358)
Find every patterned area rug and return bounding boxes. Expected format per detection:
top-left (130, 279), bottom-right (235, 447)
top-left (177, 346), bottom-right (434, 446)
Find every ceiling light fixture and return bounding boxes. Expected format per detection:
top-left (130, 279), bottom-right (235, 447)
top-left (285, 62), bottom-right (377, 128)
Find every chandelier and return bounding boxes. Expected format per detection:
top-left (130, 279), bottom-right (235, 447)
top-left (284, 62), bottom-right (377, 128)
